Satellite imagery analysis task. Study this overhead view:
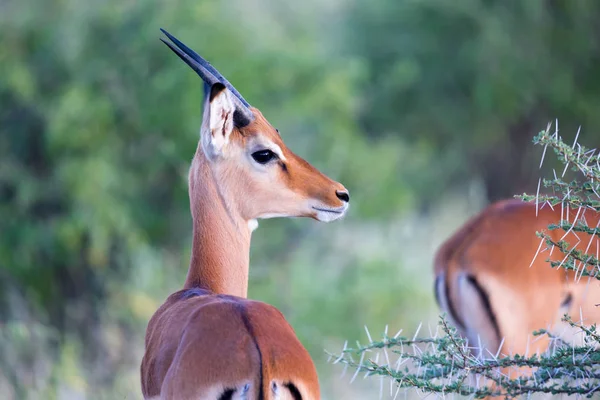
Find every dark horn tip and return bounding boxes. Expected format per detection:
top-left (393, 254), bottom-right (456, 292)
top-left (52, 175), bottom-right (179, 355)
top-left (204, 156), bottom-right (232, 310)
top-left (159, 28), bottom-right (180, 46)
top-left (157, 27), bottom-right (254, 115)
top-left (159, 28), bottom-right (171, 46)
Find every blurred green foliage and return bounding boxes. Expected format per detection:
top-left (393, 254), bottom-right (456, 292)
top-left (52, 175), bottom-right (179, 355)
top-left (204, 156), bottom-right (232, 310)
top-left (2, 0), bottom-right (600, 399)
top-left (346, 0), bottom-right (600, 203)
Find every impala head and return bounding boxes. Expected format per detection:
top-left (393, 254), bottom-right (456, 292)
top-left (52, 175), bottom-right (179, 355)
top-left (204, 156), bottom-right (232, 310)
top-left (160, 29), bottom-right (349, 224)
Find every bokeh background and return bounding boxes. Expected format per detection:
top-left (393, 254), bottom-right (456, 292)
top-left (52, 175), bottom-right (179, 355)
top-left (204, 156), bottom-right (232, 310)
top-left (2, 0), bottom-right (600, 398)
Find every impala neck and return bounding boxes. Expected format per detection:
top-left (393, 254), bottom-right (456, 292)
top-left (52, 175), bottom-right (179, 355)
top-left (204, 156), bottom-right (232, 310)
top-left (184, 148), bottom-right (252, 298)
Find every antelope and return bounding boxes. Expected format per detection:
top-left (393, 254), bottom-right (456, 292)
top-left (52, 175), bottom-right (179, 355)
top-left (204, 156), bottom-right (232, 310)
top-left (141, 29), bottom-right (350, 399)
top-left (434, 198), bottom-right (600, 387)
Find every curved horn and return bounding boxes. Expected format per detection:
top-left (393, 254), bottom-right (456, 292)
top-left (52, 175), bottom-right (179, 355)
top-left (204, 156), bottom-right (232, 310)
top-left (160, 29), bottom-right (251, 108)
top-left (160, 28), bottom-right (254, 127)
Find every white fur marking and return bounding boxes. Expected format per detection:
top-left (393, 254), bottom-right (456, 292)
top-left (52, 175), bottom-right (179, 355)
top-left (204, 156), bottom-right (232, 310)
top-left (315, 209), bottom-right (343, 223)
top-left (313, 203), bottom-right (348, 223)
top-left (248, 219), bottom-right (259, 232)
top-left (269, 143), bottom-right (287, 162)
top-left (258, 212), bottom-right (293, 219)
top-left (239, 383), bottom-right (251, 399)
top-left (179, 382), bottom-right (253, 400)
top-left (271, 381), bottom-right (279, 398)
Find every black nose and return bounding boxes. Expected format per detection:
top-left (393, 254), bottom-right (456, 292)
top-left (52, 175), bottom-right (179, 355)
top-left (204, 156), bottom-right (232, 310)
top-left (336, 190), bottom-right (350, 203)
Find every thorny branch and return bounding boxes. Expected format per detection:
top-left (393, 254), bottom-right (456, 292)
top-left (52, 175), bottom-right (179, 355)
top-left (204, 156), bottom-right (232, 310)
top-left (329, 315), bottom-right (600, 399)
top-left (330, 123), bottom-right (600, 398)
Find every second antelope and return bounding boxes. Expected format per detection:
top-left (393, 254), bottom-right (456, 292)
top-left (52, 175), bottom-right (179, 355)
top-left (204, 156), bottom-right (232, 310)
top-left (141, 29), bottom-right (350, 399)
top-left (434, 199), bottom-right (600, 388)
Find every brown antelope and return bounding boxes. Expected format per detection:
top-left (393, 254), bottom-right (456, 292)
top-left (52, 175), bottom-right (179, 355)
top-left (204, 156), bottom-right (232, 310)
top-left (434, 198), bottom-right (600, 387)
top-left (141, 29), bottom-right (350, 399)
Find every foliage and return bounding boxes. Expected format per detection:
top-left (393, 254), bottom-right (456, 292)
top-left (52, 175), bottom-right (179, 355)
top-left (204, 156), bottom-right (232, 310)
top-left (0, 0), bottom-right (425, 397)
top-left (520, 127), bottom-right (600, 281)
top-left (344, 0), bottom-right (600, 202)
top-left (4, 0), bottom-right (600, 398)
top-left (330, 315), bottom-right (600, 399)
top-left (331, 124), bottom-right (600, 398)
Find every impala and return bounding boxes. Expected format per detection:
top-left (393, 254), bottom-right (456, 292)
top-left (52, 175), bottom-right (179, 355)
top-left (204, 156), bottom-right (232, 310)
top-left (434, 198), bottom-right (600, 385)
top-left (141, 29), bottom-right (350, 399)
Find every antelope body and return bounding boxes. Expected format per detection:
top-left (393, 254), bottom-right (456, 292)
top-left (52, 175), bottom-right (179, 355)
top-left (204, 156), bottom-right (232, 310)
top-left (141, 29), bottom-right (349, 400)
top-left (434, 199), bottom-right (600, 381)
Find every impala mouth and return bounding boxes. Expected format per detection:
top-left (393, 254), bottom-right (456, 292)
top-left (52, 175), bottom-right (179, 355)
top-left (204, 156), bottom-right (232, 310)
top-left (312, 205), bottom-right (348, 222)
top-left (312, 207), bottom-right (343, 214)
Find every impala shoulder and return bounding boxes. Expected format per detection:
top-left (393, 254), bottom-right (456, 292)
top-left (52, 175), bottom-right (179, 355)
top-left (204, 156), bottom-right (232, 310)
top-left (151, 288), bottom-right (240, 326)
top-left (434, 200), bottom-right (518, 273)
top-left (491, 198), bottom-right (527, 212)
top-left (242, 300), bottom-right (320, 400)
top-left (434, 205), bottom-right (492, 273)
top-left (242, 299), bottom-right (315, 360)
top-left (243, 298), bottom-right (288, 321)
top-left (492, 198), bottom-right (562, 221)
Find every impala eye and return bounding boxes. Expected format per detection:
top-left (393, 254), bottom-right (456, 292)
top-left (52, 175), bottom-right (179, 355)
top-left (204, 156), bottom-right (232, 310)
top-left (251, 149), bottom-right (277, 164)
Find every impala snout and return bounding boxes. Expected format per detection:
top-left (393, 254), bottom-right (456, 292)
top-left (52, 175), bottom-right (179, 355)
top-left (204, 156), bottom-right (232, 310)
top-left (310, 183), bottom-right (350, 223)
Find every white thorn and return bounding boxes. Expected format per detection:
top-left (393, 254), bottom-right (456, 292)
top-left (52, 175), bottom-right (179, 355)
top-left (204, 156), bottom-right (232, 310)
top-left (530, 236), bottom-right (545, 268)
top-left (536, 178), bottom-right (541, 216)
top-left (412, 322), bottom-right (423, 341)
top-left (350, 351), bottom-right (366, 384)
top-left (365, 325), bottom-right (373, 343)
top-left (573, 125), bottom-right (581, 149)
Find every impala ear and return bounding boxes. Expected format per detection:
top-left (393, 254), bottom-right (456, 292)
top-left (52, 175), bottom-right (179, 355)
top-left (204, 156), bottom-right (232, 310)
top-left (202, 82), bottom-right (235, 160)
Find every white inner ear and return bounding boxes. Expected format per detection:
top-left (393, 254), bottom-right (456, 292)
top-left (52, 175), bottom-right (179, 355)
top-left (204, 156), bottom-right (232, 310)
top-left (203, 88), bottom-right (235, 159)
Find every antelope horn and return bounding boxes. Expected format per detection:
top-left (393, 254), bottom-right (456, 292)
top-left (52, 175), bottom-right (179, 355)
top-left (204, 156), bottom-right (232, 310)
top-left (160, 28), bottom-right (255, 127)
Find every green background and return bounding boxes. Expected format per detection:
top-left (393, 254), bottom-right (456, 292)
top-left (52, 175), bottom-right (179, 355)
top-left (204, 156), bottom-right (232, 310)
top-left (2, 0), bottom-right (599, 398)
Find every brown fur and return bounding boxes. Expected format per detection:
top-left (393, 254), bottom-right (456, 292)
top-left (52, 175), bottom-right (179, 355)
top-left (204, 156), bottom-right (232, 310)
top-left (141, 89), bottom-right (346, 399)
top-left (435, 199), bottom-right (600, 394)
top-left (141, 289), bottom-right (319, 399)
